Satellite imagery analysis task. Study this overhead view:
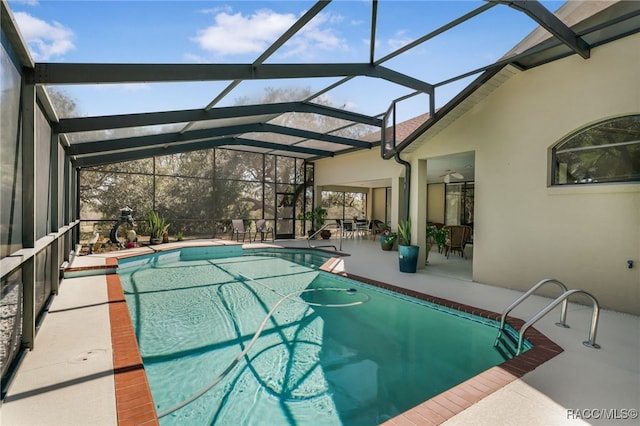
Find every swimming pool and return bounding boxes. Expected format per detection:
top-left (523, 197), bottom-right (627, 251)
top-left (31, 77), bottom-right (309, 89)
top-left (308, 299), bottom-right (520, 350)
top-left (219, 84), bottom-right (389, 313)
top-left (118, 247), bottom-right (528, 425)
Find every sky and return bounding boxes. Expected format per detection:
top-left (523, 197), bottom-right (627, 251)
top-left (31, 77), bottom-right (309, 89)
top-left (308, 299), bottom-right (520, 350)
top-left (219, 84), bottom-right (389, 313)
top-left (7, 0), bottom-right (566, 122)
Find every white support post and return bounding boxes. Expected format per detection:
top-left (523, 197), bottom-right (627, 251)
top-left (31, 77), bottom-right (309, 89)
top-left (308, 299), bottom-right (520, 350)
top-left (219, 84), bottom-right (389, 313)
top-left (390, 176), bottom-right (403, 231)
top-left (411, 159), bottom-right (428, 269)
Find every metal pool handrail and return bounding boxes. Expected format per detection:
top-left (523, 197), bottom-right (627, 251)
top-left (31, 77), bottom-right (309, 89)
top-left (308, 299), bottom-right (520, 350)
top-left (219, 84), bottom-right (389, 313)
top-left (307, 222), bottom-right (342, 251)
top-left (516, 289), bottom-right (601, 354)
top-left (497, 278), bottom-right (570, 334)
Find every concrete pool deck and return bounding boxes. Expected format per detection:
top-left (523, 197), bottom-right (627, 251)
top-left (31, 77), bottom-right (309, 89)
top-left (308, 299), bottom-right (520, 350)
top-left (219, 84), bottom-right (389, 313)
top-left (1, 238), bottom-right (638, 425)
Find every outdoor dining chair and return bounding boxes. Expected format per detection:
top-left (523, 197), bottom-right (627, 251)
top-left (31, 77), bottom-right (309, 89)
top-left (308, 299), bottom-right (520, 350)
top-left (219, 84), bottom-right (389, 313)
top-left (253, 219), bottom-right (274, 242)
top-left (355, 219), bottom-right (370, 238)
top-left (341, 220), bottom-right (355, 238)
top-left (370, 219), bottom-right (386, 235)
top-left (231, 219), bottom-right (250, 242)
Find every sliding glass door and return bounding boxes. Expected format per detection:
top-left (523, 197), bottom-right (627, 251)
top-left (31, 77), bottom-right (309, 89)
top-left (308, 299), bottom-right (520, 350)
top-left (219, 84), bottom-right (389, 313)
top-left (445, 182), bottom-right (474, 227)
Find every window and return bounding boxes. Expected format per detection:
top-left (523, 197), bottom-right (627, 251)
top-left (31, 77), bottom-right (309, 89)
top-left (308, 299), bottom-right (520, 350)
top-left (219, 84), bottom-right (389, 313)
top-left (552, 115), bottom-right (640, 185)
top-left (320, 191), bottom-right (367, 221)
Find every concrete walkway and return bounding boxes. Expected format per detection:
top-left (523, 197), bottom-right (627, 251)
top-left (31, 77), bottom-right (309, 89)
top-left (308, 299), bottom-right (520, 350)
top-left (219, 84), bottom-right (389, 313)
top-left (1, 273), bottom-right (117, 425)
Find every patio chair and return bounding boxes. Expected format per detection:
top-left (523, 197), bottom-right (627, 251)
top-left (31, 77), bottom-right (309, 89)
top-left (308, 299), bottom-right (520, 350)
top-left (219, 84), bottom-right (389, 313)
top-left (355, 219), bottom-right (369, 238)
top-left (253, 219), bottom-right (274, 242)
top-left (370, 219), bottom-right (385, 235)
top-left (444, 225), bottom-right (473, 258)
top-left (231, 219), bottom-right (250, 242)
top-left (341, 220), bottom-right (355, 238)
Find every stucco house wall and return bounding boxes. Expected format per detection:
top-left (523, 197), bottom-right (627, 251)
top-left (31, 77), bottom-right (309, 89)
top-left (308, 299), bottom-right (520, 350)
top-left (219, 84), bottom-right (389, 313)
top-left (314, 32), bottom-right (640, 314)
top-left (314, 148), bottom-right (403, 186)
top-left (418, 31), bottom-right (639, 314)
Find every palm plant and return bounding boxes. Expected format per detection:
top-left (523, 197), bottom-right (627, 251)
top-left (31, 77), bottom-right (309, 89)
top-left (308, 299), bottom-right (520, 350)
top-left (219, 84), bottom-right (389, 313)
top-left (397, 218), bottom-right (412, 245)
top-left (148, 211), bottom-right (170, 241)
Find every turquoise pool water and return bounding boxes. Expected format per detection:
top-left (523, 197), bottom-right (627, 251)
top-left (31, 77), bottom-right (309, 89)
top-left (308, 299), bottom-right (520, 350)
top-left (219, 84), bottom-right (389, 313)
top-left (118, 247), bottom-right (525, 425)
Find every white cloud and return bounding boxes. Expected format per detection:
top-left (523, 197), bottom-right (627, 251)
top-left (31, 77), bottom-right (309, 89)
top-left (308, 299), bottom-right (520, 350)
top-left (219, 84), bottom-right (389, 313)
top-left (13, 11), bottom-right (75, 60)
top-left (12, 0), bottom-right (40, 5)
top-left (387, 30), bottom-right (413, 51)
top-left (183, 52), bottom-right (208, 63)
top-left (275, 12), bottom-right (347, 59)
top-left (192, 9), bottom-right (297, 56)
top-left (362, 31), bottom-right (412, 55)
top-left (192, 9), bottom-right (347, 59)
top-left (199, 5), bottom-right (233, 15)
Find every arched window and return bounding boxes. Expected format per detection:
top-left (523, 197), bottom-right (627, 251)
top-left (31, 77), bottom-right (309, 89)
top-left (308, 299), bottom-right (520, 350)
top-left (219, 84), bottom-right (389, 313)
top-left (551, 115), bottom-right (640, 185)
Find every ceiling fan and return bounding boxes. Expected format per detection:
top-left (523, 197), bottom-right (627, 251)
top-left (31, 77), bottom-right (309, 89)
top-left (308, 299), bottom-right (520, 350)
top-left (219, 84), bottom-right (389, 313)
top-left (441, 170), bottom-right (464, 183)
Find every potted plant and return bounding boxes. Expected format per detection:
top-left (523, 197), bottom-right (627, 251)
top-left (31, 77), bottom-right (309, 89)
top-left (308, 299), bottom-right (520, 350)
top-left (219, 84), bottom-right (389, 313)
top-left (148, 211), bottom-right (170, 244)
top-left (379, 226), bottom-right (397, 250)
top-left (425, 225), bottom-right (443, 263)
top-left (317, 208), bottom-right (332, 239)
top-left (397, 218), bottom-right (419, 273)
top-left (434, 227), bottom-right (448, 254)
top-left (299, 207), bottom-right (330, 239)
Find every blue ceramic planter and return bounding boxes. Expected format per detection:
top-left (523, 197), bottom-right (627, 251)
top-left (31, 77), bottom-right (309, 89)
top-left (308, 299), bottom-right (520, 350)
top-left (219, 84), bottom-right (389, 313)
top-left (380, 234), bottom-right (395, 250)
top-left (398, 244), bottom-right (419, 273)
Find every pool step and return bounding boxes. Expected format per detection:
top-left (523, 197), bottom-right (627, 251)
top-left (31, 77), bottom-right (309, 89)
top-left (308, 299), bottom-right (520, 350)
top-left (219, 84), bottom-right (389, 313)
top-left (494, 331), bottom-right (518, 360)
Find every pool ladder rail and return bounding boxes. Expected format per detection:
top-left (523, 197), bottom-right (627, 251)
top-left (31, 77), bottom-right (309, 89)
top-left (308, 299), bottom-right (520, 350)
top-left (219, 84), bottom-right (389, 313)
top-left (495, 278), bottom-right (601, 355)
top-left (307, 222), bottom-right (342, 251)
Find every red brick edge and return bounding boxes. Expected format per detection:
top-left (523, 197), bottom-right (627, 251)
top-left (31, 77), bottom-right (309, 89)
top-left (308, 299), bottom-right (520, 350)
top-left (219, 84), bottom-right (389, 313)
top-left (338, 273), bottom-right (564, 426)
top-left (106, 274), bottom-right (159, 426)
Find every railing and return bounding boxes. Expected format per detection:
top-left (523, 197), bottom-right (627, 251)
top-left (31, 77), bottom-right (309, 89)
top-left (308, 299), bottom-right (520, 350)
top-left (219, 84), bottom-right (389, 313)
top-left (1, 219), bottom-right (79, 382)
top-left (516, 289), bottom-right (601, 354)
top-left (497, 278), bottom-right (570, 336)
top-left (307, 222), bottom-right (342, 251)
top-left (494, 278), bottom-right (602, 355)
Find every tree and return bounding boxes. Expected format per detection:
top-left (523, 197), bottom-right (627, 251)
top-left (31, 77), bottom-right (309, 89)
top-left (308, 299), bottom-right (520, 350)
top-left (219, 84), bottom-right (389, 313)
top-left (48, 88), bottom-right (77, 117)
top-left (71, 85), bottom-right (370, 238)
top-left (236, 86), bottom-right (373, 139)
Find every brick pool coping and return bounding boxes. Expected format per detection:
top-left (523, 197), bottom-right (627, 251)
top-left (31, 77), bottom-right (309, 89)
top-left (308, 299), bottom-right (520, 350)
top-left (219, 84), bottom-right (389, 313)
top-left (97, 246), bottom-right (563, 425)
top-left (107, 274), bottom-right (158, 426)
